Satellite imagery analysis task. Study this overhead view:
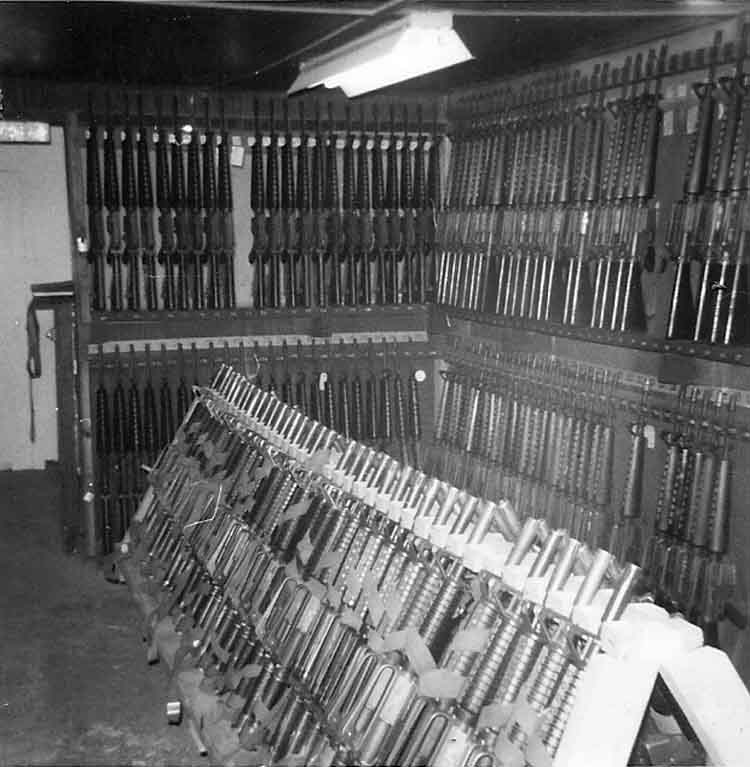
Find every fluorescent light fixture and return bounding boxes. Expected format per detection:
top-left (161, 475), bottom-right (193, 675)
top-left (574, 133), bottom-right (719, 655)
top-left (288, 11), bottom-right (473, 97)
top-left (0, 121), bottom-right (50, 144)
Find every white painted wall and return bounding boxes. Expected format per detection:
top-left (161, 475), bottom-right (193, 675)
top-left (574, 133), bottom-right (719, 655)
top-left (0, 126), bottom-right (71, 470)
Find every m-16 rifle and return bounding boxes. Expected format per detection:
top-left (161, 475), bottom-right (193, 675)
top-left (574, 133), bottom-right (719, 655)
top-left (249, 98), bottom-right (267, 310)
top-left (103, 95), bottom-right (124, 312)
top-left (666, 31), bottom-right (722, 339)
top-left (401, 105), bottom-right (416, 304)
top-left (86, 96), bottom-right (107, 312)
top-left (386, 104), bottom-right (402, 303)
top-left (372, 105), bottom-right (388, 305)
top-left (187, 100), bottom-right (205, 310)
top-left (282, 101), bottom-right (297, 308)
top-left (312, 104), bottom-right (327, 308)
top-left (267, 99), bottom-right (283, 308)
top-left (121, 95), bottom-right (142, 312)
top-left (357, 104), bottom-right (373, 305)
top-left (202, 98), bottom-right (222, 309)
top-left (218, 99), bottom-right (236, 309)
top-left (171, 97), bottom-right (191, 311)
top-left (297, 103), bottom-right (313, 308)
top-left (342, 105), bottom-right (358, 305)
top-left (326, 103), bottom-right (343, 306)
top-left (137, 95), bottom-right (158, 311)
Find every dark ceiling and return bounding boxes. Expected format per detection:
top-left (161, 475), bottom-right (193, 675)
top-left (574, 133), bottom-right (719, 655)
top-left (0, 1), bottom-right (739, 95)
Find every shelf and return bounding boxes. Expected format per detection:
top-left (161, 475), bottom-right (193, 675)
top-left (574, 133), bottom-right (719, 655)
top-left (84, 304), bottom-right (431, 346)
top-left (434, 308), bottom-right (750, 395)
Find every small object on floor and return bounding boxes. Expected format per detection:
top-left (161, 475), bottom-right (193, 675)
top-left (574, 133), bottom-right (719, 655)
top-left (166, 700), bottom-right (182, 725)
top-left (102, 553), bottom-right (126, 584)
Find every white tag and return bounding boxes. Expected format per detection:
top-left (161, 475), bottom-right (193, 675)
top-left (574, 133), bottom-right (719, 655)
top-left (292, 136), bottom-right (301, 148)
top-left (677, 82), bottom-right (688, 99)
top-left (644, 423), bottom-right (656, 449)
top-left (230, 145), bottom-right (245, 167)
top-left (298, 595), bottom-right (320, 633)
top-left (663, 110), bottom-right (674, 137)
top-left (414, 369), bottom-right (426, 383)
top-left (232, 135), bottom-right (242, 147)
top-left (352, 138), bottom-right (361, 150)
top-left (319, 372), bottom-right (327, 391)
top-left (262, 136), bottom-right (271, 147)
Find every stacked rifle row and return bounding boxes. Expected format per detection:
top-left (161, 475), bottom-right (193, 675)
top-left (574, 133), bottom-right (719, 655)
top-left (136, 366), bottom-right (640, 767)
top-left (248, 101), bottom-right (440, 309)
top-left (437, 49), bottom-right (664, 333)
top-left (428, 347), bottom-right (736, 637)
top-left (86, 95), bottom-right (236, 314)
top-left (426, 354), bottom-right (617, 552)
top-left (94, 344), bottom-right (199, 552)
top-left (667, 25), bottom-right (750, 345)
top-left (637, 387), bottom-right (736, 641)
top-left (93, 340), bottom-right (431, 553)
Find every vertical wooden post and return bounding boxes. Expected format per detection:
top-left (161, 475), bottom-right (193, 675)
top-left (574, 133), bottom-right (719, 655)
top-left (64, 110), bottom-right (99, 557)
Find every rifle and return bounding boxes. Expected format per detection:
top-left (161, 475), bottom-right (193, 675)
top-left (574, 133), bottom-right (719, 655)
top-left (103, 94), bottom-right (124, 312)
top-left (386, 104), bottom-right (401, 303)
top-left (297, 104), bottom-right (313, 308)
top-left (563, 64), bottom-right (608, 326)
top-left (202, 98), bottom-right (222, 310)
top-left (544, 74), bottom-right (578, 322)
top-left (187, 100), bottom-right (205, 310)
top-left (155, 99), bottom-right (176, 310)
top-left (121, 95), bottom-right (142, 312)
top-left (176, 343), bottom-right (190, 424)
top-left (372, 105), bottom-right (388, 305)
top-left (706, 23), bottom-right (750, 344)
top-left (357, 104), bottom-right (373, 305)
top-left (721, 73), bottom-right (750, 345)
top-left (666, 31), bottom-right (722, 339)
top-left (111, 347), bottom-right (128, 541)
top-left (426, 109), bottom-right (442, 304)
top-left (342, 105), bottom-right (357, 305)
top-left (143, 344), bottom-right (159, 470)
top-left (160, 344), bottom-right (175, 447)
top-left (312, 104), bottom-right (327, 308)
top-left (94, 348), bottom-right (112, 551)
top-left (326, 103), bottom-right (343, 306)
top-left (282, 101), bottom-right (297, 308)
top-left (617, 48), bottom-right (665, 333)
top-left (401, 106), bottom-right (416, 304)
top-left (127, 345), bottom-right (144, 509)
top-left (137, 95), bottom-right (158, 311)
top-left (267, 99), bottom-right (283, 308)
top-left (86, 96), bottom-right (107, 312)
top-left (413, 105), bottom-right (428, 304)
top-left (249, 98), bottom-right (267, 310)
top-left (217, 100), bottom-right (236, 309)
top-left (172, 98), bottom-right (191, 311)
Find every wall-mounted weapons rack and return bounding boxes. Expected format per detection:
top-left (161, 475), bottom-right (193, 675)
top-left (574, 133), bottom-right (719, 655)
top-left (48, 7), bottom-right (750, 739)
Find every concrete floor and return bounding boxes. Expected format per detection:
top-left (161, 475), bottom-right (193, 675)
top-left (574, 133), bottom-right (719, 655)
top-left (0, 469), bottom-right (200, 766)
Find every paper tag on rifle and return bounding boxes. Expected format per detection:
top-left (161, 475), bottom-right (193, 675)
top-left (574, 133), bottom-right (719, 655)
top-left (525, 735), bottom-right (554, 767)
top-left (512, 699), bottom-right (550, 739)
top-left (450, 626), bottom-right (490, 653)
top-left (405, 631), bottom-right (437, 675)
top-left (296, 533), bottom-right (314, 566)
top-left (340, 607), bottom-right (362, 631)
top-left (644, 423), bottom-right (656, 449)
top-left (225, 663), bottom-right (263, 691)
top-left (326, 584), bottom-right (343, 608)
top-left (255, 458), bottom-right (274, 480)
top-left (306, 448), bottom-right (331, 474)
top-left (280, 497), bottom-right (311, 524)
top-left (284, 559), bottom-right (302, 582)
top-left (319, 548), bottom-right (345, 574)
top-left (493, 736), bottom-right (526, 767)
top-left (417, 668), bottom-right (464, 699)
top-left (368, 629), bottom-right (386, 653)
top-left (230, 145), bottom-right (245, 167)
top-left (384, 592), bottom-right (404, 626)
top-left (662, 110), bottom-right (674, 137)
top-left (361, 572), bottom-right (385, 627)
top-left (478, 701), bottom-right (514, 730)
top-left (382, 629), bottom-right (410, 653)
